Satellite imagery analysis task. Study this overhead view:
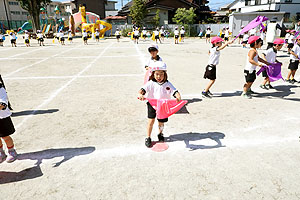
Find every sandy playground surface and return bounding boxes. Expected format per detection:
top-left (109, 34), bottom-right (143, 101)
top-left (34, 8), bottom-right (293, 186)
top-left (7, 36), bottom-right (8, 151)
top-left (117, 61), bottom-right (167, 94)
top-left (0, 36), bottom-right (300, 200)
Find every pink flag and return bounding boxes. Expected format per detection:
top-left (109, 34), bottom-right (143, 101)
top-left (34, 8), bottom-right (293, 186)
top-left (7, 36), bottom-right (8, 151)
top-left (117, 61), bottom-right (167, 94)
top-left (146, 98), bottom-right (188, 119)
top-left (234, 16), bottom-right (269, 41)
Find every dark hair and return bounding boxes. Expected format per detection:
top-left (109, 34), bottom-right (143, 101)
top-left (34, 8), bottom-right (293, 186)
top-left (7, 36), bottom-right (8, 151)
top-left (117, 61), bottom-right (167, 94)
top-left (250, 38), bottom-right (262, 48)
top-left (148, 47), bottom-right (158, 52)
top-left (149, 70), bottom-right (168, 83)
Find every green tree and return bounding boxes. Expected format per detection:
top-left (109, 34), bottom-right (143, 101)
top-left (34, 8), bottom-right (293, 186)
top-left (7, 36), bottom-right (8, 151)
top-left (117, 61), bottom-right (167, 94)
top-left (16, 0), bottom-right (51, 32)
top-left (130, 0), bottom-right (147, 27)
top-left (172, 8), bottom-right (196, 26)
top-left (152, 9), bottom-right (160, 27)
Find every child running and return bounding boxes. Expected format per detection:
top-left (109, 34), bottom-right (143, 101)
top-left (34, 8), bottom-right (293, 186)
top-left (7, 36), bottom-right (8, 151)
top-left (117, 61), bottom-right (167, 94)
top-left (142, 27), bottom-right (147, 41)
top-left (202, 36), bottom-right (232, 98)
top-left (205, 27), bottom-right (212, 43)
top-left (174, 27), bottom-right (179, 44)
top-left (115, 28), bottom-right (121, 42)
top-left (10, 32), bottom-right (17, 47)
top-left (82, 29), bottom-right (88, 45)
top-left (160, 26), bottom-right (165, 42)
top-left (153, 28), bottom-right (161, 44)
top-left (224, 26), bottom-right (230, 42)
top-left (68, 30), bottom-right (73, 43)
top-left (133, 28), bottom-right (140, 44)
top-left (242, 31), bottom-right (249, 48)
top-left (285, 30), bottom-right (290, 47)
top-left (138, 61), bottom-right (182, 147)
top-left (286, 35), bottom-right (300, 84)
top-left (95, 29), bottom-right (100, 43)
top-left (260, 38), bottom-right (284, 89)
top-left (0, 77), bottom-right (18, 163)
top-left (58, 30), bottom-right (65, 45)
top-left (242, 36), bottom-right (270, 99)
top-left (145, 44), bottom-right (162, 72)
top-left (287, 30), bottom-right (295, 54)
top-left (238, 26), bottom-right (244, 44)
top-left (37, 30), bottom-right (45, 46)
top-left (24, 30), bottom-right (30, 47)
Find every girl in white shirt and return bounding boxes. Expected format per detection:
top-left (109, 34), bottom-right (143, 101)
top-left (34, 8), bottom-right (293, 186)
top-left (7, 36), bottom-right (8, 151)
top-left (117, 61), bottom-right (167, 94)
top-left (0, 31), bottom-right (4, 46)
top-left (37, 30), bottom-right (45, 46)
top-left (138, 62), bottom-right (182, 148)
top-left (95, 29), bottom-right (100, 43)
top-left (0, 77), bottom-right (17, 163)
top-left (153, 28), bottom-right (161, 44)
top-left (82, 29), bottom-right (88, 45)
top-left (174, 27), bottom-right (179, 44)
top-left (24, 30), bottom-right (30, 47)
top-left (202, 36), bottom-right (231, 98)
top-left (68, 30), bottom-right (73, 43)
top-left (142, 27), bottom-right (147, 41)
top-left (115, 28), bottom-right (121, 42)
top-left (242, 32), bottom-right (249, 48)
top-left (59, 30), bottom-right (65, 45)
top-left (160, 26), bottom-right (165, 42)
top-left (242, 36), bottom-right (269, 99)
top-left (205, 27), bottom-right (212, 43)
top-left (180, 27), bottom-right (185, 42)
top-left (10, 32), bottom-right (17, 47)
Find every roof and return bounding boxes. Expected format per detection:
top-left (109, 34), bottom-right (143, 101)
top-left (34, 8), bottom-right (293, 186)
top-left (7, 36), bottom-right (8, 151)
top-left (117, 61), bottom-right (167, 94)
top-left (104, 16), bottom-right (127, 20)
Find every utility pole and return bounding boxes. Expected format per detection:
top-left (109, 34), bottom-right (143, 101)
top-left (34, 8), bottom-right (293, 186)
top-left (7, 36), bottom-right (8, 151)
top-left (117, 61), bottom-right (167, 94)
top-left (121, 0), bottom-right (123, 7)
top-left (3, 0), bottom-right (11, 30)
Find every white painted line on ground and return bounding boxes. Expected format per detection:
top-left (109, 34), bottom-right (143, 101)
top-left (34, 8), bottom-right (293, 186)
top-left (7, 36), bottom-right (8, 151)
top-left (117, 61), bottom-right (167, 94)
top-left (0, 57), bottom-right (43, 60)
top-left (15, 43), bottom-right (114, 130)
top-left (134, 43), bottom-right (147, 72)
top-left (9, 46), bottom-right (52, 58)
top-left (5, 74), bottom-right (144, 80)
top-left (3, 45), bottom-right (82, 78)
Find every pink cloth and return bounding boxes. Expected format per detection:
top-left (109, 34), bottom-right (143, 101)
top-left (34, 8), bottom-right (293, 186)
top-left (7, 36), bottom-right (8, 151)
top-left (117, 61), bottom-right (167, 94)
top-left (234, 16), bottom-right (269, 41)
top-left (146, 98), bottom-right (188, 119)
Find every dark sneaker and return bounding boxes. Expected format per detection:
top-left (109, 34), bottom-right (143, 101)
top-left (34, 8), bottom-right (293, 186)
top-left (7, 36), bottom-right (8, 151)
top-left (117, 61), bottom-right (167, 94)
top-left (266, 84), bottom-right (274, 89)
top-left (293, 79), bottom-right (298, 83)
top-left (260, 85), bottom-right (268, 90)
top-left (247, 89), bottom-right (257, 94)
top-left (145, 137), bottom-right (152, 148)
top-left (285, 79), bottom-right (291, 83)
top-left (207, 90), bottom-right (213, 96)
top-left (290, 79), bottom-right (296, 84)
top-left (158, 133), bottom-right (164, 142)
top-left (241, 92), bottom-right (252, 99)
top-left (202, 91), bottom-right (212, 98)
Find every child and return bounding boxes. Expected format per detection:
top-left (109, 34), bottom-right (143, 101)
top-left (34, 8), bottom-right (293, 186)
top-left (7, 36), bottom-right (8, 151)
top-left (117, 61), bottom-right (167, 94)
top-left (82, 29), bottom-right (88, 45)
top-left (0, 31), bottom-right (3, 46)
top-left (249, 28), bottom-right (256, 36)
top-left (37, 30), bottom-right (45, 46)
top-left (153, 28), bottom-right (161, 44)
top-left (242, 31), bottom-right (249, 48)
top-left (160, 26), bottom-right (165, 42)
top-left (142, 27), bottom-right (147, 41)
top-left (221, 28), bottom-right (225, 38)
top-left (59, 30), bottom-right (65, 45)
top-left (10, 32), bottom-right (17, 47)
top-left (95, 29), bottom-right (100, 43)
top-left (242, 36), bottom-right (270, 99)
top-left (145, 44), bottom-right (162, 71)
top-left (24, 30), bottom-right (30, 47)
top-left (202, 37), bottom-right (231, 98)
top-left (285, 30), bottom-right (290, 46)
top-left (287, 30), bottom-right (295, 53)
top-left (68, 30), bottom-right (73, 43)
top-left (260, 38), bottom-right (284, 89)
top-left (115, 28), bottom-right (121, 42)
top-left (224, 26), bottom-right (230, 42)
top-left (286, 35), bottom-right (300, 84)
top-left (133, 28), bottom-right (139, 44)
top-left (174, 27), bottom-right (179, 44)
top-left (138, 61), bottom-right (182, 147)
top-left (238, 26), bottom-right (244, 44)
top-left (0, 77), bottom-right (17, 163)
top-left (205, 27), bottom-right (212, 43)
top-left (180, 26), bottom-right (185, 42)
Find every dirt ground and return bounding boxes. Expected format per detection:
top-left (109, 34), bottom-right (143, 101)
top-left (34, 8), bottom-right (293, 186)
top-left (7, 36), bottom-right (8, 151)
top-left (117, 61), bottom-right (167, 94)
top-left (0, 36), bottom-right (300, 200)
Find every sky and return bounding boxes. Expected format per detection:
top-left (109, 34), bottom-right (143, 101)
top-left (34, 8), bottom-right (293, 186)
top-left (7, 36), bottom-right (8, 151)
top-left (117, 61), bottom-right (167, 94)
top-left (55, 0), bottom-right (233, 11)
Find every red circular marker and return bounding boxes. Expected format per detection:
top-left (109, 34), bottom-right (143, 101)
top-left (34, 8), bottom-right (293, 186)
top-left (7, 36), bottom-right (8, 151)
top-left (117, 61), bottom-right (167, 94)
top-left (151, 142), bottom-right (169, 152)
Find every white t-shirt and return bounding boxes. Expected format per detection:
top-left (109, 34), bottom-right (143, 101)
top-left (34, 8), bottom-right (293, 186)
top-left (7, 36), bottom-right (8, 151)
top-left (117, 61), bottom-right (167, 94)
top-left (290, 44), bottom-right (300, 60)
top-left (154, 31), bottom-right (159, 36)
top-left (68, 32), bottom-right (73, 38)
top-left (174, 30), bottom-right (179, 36)
top-left (208, 47), bottom-right (221, 65)
top-left (263, 48), bottom-right (277, 63)
top-left (206, 30), bottom-right (211, 35)
top-left (95, 32), bottom-right (100, 36)
top-left (145, 56), bottom-right (163, 68)
top-left (37, 33), bottom-right (43, 39)
top-left (288, 35), bottom-right (295, 44)
top-left (142, 30), bottom-right (147, 35)
top-left (24, 33), bottom-right (29, 40)
top-left (180, 30), bottom-right (185, 35)
top-left (115, 31), bottom-right (120, 36)
top-left (0, 34), bottom-right (3, 39)
top-left (245, 49), bottom-right (259, 73)
top-left (159, 30), bottom-right (165, 35)
top-left (10, 34), bottom-right (16, 40)
top-left (249, 29), bottom-right (256, 35)
top-left (142, 80), bottom-right (177, 99)
top-left (59, 32), bottom-right (64, 38)
top-left (285, 33), bottom-right (290, 40)
top-left (239, 29), bottom-right (244, 36)
top-left (82, 32), bottom-right (88, 37)
top-left (225, 30), bottom-right (230, 37)
top-left (243, 34), bottom-right (249, 42)
top-left (0, 87), bottom-right (12, 119)
top-left (134, 30), bottom-right (139, 36)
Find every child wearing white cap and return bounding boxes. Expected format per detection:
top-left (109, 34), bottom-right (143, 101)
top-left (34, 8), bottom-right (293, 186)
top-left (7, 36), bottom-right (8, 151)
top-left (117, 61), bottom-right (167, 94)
top-left (95, 29), bottom-right (100, 43)
top-left (37, 30), bottom-right (45, 46)
top-left (10, 32), bottom-right (17, 47)
top-left (153, 28), bottom-right (161, 44)
top-left (24, 30), bottom-right (30, 47)
top-left (224, 27), bottom-right (230, 42)
top-left (142, 27), bottom-right (147, 41)
top-left (68, 30), bottom-right (73, 43)
top-left (145, 44), bottom-right (163, 80)
top-left (138, 61), bottom-right (182, 147)
top-left (59, 30), bottom-right (65, 45)
top-left (205, 27), bottom-right (212, 43)
top-left (0, 31), bottom-right (4, 47)
top-left (160, 26), bottom-right (165, 42)
top-left (180, 26), bottom-right (185, 42)
top-left (115, 28), bottom-right (121, 42)
top-left (82, 29), bottom-right (88, 45)
top-left (174, 27), bottom-right (179, 44)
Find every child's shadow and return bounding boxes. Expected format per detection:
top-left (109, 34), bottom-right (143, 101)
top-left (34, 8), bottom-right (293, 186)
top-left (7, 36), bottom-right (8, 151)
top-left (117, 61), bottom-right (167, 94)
top-left (0, 146), bottom-right (95, 184)
top-left (176, 98), bottom-right (202, 114)
top-left (255, 85), bottom-right (299, 101)
top-left (166, 132), bottom-right (225, 151)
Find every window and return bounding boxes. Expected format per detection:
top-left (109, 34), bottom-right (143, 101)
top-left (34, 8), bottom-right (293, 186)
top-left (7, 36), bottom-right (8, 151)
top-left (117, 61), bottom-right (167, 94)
top-left (284, 13), bottom-right (290, 22)
top-left (255, 0), bottom-right (261, 5)
top-left (297, 13), bottom-right (300, 21)
top-left (10, 11), bottom-right (21, 15)
top-left (245, 0), bottom-right (250, 6)
top-left (285, 0), bottom-right (292, 2)
top-left (8, 1), bottom-right (19, 5)
top-left (22, 12), bottom-right (29, 15)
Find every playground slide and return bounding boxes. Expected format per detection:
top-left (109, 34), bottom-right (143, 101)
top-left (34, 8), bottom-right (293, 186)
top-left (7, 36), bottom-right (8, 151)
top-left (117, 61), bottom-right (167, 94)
top-left (17, 22), bottom-right (32, 34)
top-left (98, 20), bottom-right (112, 38)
